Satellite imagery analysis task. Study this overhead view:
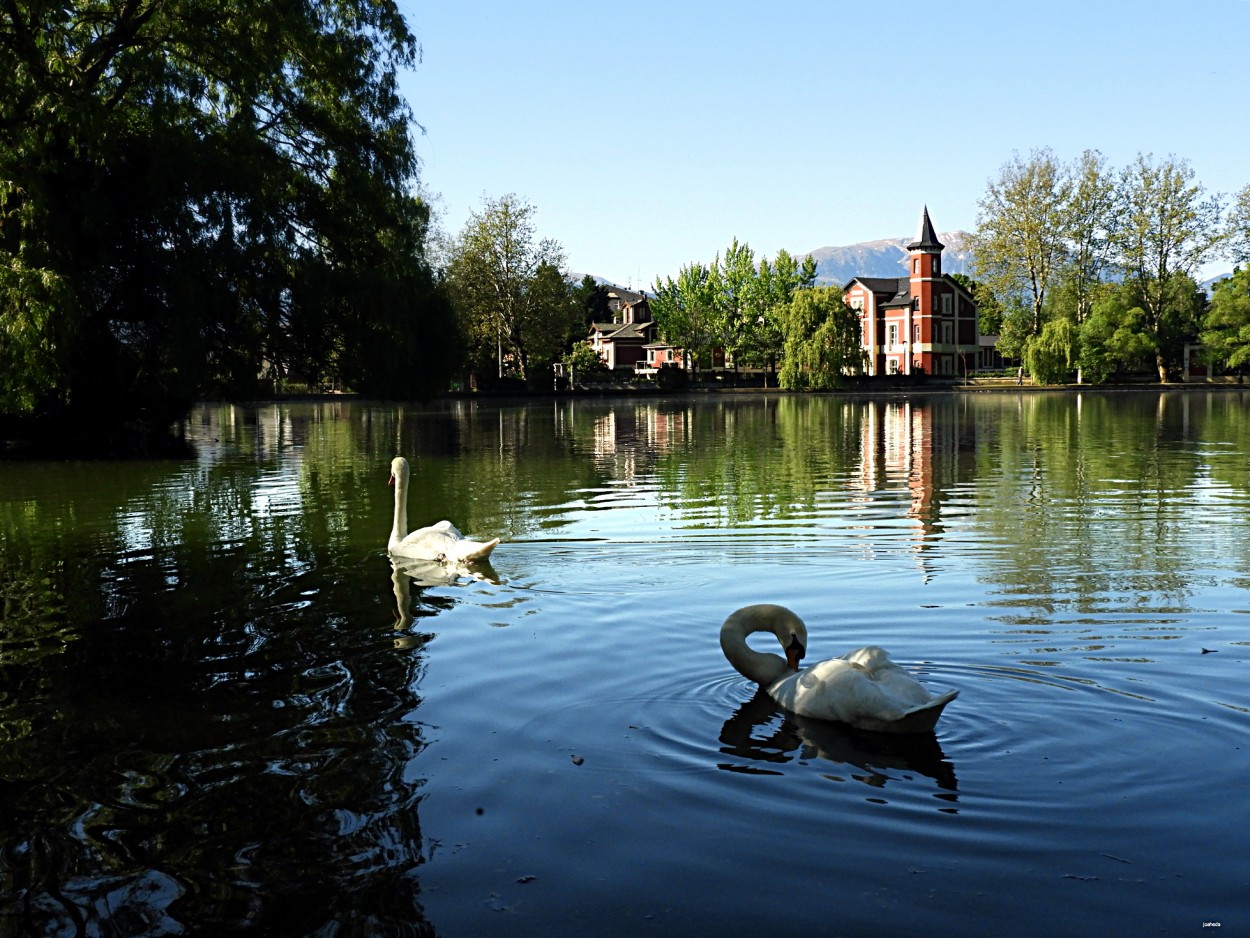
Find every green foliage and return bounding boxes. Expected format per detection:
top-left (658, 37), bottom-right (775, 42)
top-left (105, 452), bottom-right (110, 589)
top-left (738, 249), bottom-right (817, 377)
top-left (1113, 154), bottom-right (1225, 381)
top-left (523, 262), bottom-right (583, 373)
top-left (651, 242), bottom-right (815, 380)
top-left (994, 300), bottom-right (1036, 361)
top-left (1077, 282), bottom-right (1157, 382)
top-left (1023, 318), bottom-right (1077, 384)
top-left (710, 238), bottom-right (760, 362)
top-left (573, 275), bottom-right (612, 330)
top-left (445, 194), bottom-right (576, 386)
top-left (1060, 150), bottom-right (1121, 331)
top-left (971, 148), bottom-right (1071, 337)
top-left (651, 262), bottom-right (717, 371)
top-left (778, 286), bottom-right (863, 389)
top-left (1200, 267), bottom-right (1250, 371)
top-left (951, 272), bottom-right (1005, 337)
top-left (562, 341), bottom-right (610, 382)
top-left (1228, 185), bottom-right (1250, 266)
top-left (0, 0), bottom-right (452, 444)
top-left (973, 148), bottom-right (1236, 383)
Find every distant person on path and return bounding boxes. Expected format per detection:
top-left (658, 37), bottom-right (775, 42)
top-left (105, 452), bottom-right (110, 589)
top-left (1017, 365), bottom-right (1024, 386)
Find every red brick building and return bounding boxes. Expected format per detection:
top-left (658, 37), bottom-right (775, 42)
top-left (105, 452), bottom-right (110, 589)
top-left (843, 208), bottom-right (980, 378)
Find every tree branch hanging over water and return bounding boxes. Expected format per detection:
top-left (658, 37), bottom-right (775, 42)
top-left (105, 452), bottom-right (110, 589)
top-left (0, 0), bottom-right (458, 451)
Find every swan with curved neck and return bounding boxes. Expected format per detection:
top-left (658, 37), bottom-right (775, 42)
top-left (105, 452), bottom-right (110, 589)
top-left (388, 456), bottom-right (500, 563)
top-left (720, 604), bottom-right (957, 734)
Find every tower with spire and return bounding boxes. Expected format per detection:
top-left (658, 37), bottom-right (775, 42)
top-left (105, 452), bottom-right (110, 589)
top-left (842, 206), bottom-right (979, 379)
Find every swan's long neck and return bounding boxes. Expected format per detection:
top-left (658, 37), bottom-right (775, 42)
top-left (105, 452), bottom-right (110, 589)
top-left (390, 466), bottom-right (409, 550)
top-left (720, 606), bottom-right (800, 686)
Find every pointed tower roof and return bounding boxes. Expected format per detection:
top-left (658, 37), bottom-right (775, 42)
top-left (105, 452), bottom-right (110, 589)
top-left (907, 206), bottom-right (944, 252)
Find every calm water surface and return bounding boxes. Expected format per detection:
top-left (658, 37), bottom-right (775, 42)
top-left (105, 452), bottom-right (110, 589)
top-left (1, 391), bottom-right (1248, 936)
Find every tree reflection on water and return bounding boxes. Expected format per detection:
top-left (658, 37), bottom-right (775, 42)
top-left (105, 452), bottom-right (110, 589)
top-left (0, 470), bottom-right (443, 934)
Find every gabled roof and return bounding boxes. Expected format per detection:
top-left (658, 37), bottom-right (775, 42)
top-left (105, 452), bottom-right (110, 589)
top-left (847, 276), bottom-right (912, 308)
top-left (590, 321), bottom-right (653, 341)
top-left (907, 206), bottom-right (944, 252)
top-left (847, 276), bottom-right (906, 294)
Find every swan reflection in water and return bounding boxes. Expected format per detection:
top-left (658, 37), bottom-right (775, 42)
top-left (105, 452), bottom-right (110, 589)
top-left (718, 690), bottom-right (959, 801)
top-left (390, 556), bottom-right (500, 636)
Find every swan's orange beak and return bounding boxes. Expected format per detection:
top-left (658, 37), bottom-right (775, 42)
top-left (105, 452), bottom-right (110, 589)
top-left (785, 634), bottom-right (805, 672)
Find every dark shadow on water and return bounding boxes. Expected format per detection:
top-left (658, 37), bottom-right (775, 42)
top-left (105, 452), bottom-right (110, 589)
top-left (0, 543), bottom-right (446, 936)
top-left (717, 689), bottom-right (959, 798)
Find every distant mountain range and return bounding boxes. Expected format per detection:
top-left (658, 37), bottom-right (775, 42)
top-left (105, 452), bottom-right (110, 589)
top-left (803, 231), bottom-right (975, 285)
top-left (587, 229), bottom-right (1230, 296)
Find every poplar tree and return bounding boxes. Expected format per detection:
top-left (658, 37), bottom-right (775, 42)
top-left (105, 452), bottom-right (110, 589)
top-left (1057, 150), bottom-right (1122, 383)
top-left (652, 263), bottom-right (717, 374)
top-left (971, 148), bottom-right (1071, 359)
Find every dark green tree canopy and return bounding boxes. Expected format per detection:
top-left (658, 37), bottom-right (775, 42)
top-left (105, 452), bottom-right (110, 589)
top-left (1, 0), bottom-right (454, 448)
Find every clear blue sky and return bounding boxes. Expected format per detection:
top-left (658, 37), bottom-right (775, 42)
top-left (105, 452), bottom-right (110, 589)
top-left (397, 0), bottom-right (1249, 288)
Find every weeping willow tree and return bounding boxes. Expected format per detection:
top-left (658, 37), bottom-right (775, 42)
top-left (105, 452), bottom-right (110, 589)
top-left (1023, 318), bottom-right (1077, 384)
top-left (0, 0), bottom-right (457, 450)
top-left (778, 286), bottom-right (863, 390)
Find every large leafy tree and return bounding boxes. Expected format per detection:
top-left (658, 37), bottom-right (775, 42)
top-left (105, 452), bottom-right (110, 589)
top-left (971, 148), bottom-right (1072, 358)
top-left (521, 261), bottom-right (582, 376)
top-left (1078, 281), bottom-right (1163, 383)
top-left (1054, 150), bottom-right (1121, 382)
top-left (743, 249), bottom-right (817, 384)
top-left (0, 0), bottom-right (453, 446)
top-left (1112, 154), bottom-right (1226, 382)
top-left (445, 193), bottom-right (576, 387)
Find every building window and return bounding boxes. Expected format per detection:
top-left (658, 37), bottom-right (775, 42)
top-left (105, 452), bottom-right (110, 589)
top-left (942, 294), bottom-right (952, 314)
top-left (912, 259), bottom-right (919, 274)
top-left (942, 321), bottom-right (953, 345)
top-left (933, 295), bottom-right (939, 312)
top-left (934, 257), bottom-right (941, 276)
top-left (912, 297), bottom-right (920, 311)
top-left (888, 323), bottom-right (899, 347)
top-left (914, 324), bottom-right (921, 344)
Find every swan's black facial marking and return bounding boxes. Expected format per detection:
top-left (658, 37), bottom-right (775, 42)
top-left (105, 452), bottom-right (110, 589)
top-left (785, 633), bottom-right (806, 671)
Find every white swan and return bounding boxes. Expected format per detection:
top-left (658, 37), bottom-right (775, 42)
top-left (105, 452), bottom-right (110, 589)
top-left (388, 456), bottom-right (500, 563)
top-left (720, 604), bottom-right (958, 734)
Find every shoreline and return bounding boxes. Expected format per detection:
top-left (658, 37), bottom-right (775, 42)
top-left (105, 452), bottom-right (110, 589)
top-left (217, 378), bottom-right (1249, 407)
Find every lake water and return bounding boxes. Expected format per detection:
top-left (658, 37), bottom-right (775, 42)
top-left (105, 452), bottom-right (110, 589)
top-left (1, 391), bottom-right (1248, 936)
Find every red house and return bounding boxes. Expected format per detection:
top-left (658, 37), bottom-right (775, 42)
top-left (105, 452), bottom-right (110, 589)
top-left (843, 208), bottom-right (980, 379)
